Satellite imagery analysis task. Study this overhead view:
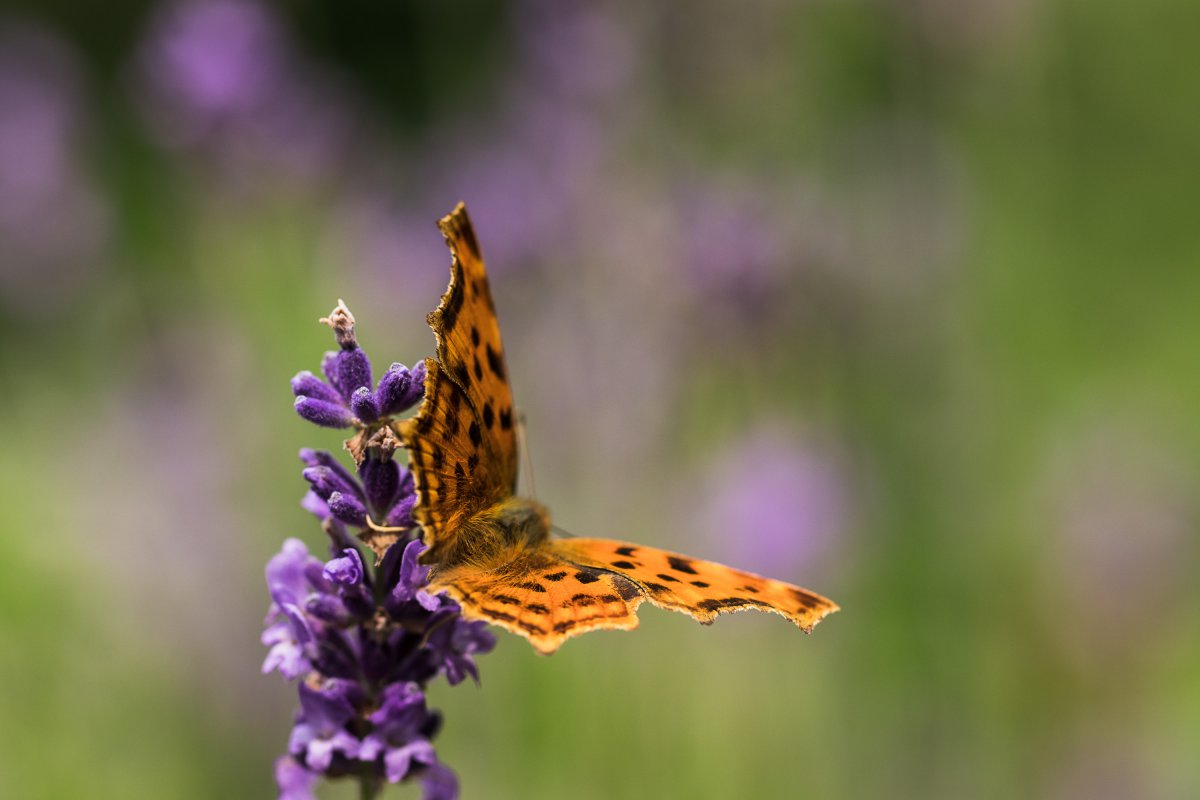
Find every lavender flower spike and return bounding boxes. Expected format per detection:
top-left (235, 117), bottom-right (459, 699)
top-left (290, 300), bottom-right (425, 431)
top-left (265, 300), bottom-right (493, 799)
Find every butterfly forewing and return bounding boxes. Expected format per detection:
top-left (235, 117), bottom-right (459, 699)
top-left (398, 204), bottom-right (519, 563)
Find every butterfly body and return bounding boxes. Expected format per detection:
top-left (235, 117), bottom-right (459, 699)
top-left (429, 495), bottom-right (552, 572)
top-left (392, 203), bottom-right (839, 654)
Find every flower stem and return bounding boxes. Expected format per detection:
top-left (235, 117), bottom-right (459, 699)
top-left (359, 774), bottom-right (383, 800)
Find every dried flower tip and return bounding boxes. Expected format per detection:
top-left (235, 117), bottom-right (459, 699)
top-left (318, 298), bottom-right (358, 349)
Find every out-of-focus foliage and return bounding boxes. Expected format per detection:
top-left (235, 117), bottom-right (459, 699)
top-left (1, 1), bottom-right (1197, 797)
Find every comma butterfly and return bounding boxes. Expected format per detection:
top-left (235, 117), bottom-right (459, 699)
top-left (391, 203), bottom-right (838, 654)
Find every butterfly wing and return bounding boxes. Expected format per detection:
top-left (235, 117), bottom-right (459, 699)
top-left (554, 538), bottom-right (839, 631)
top-left (430, 538), bottom-right (838, 654)
top-left (399, 204), bottom-right (518, 564)
top-left (430, 548), bottom-right (646, 655)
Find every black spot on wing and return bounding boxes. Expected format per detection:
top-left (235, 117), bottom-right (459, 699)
top-left (482, 402), bottom-right (494, 429)
top-left (667, 556), bottom-right (698, 575)
top-left (611, 560), bottom-right (637, 569)
top-left (499, 408), bottom-right (513, 431)
top-left (574, 571), bottom-right (600, 585)
top-left (544, 572), bottom-right (567, 582)
top-left (656, 573), bottom-right (679, 583)
top-left (485, 344), bottom-right (506, 380)
top-left (615, 546), bottom-right (638, 557)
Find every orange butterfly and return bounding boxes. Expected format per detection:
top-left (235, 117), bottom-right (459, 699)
top-left (392, 203), bottom-right (838, 654)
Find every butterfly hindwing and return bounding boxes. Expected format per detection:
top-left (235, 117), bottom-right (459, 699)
top-left (430, 549), bottom-right (647, 655)
top-left (553, 538), bottom-right (839, 633)
top-left (429, 537), bottom-right (838, 654)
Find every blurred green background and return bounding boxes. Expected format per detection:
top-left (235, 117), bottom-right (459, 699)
top-left (2, 1), bottom-right (1198, 798)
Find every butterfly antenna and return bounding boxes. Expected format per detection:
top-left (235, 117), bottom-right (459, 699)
top-left (551, 523), bottom-right (578, 539)
top-left (517, 409), bottom-right (538, 500)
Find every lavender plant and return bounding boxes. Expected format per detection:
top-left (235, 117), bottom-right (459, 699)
top-left (263, 302), bottom-right (495, 799)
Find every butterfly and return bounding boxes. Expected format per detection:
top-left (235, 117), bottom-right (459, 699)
top-left (393, 202), bottom-right (838, 654)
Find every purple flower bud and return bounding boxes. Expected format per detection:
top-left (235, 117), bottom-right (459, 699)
top-left (300, 451), bottom-right (363, 498)
top-left (360, 457), bottom-right (400, 516)
top-left (383, 493), bottom-right (417, 529)
top-left (294, 396), bottom-right (354, 428)
top-left (367, 681), bottom-right (427, 733)
top-left (300, 490), bottom-right (330, 521)
top-left (322, 346), bottom-right (373, 404)
top-left (324, 548), bottom-right (363, 587)
top-left (302, 466), bottom-right (361, 504)
top-left (376, 362), bottom-right (425, 416)
top-left (305, 593), bottom-right (352, 625)
top-left (350, 386), bottom-right (379, 422)
top-left (290, 370), bottom-right (343, 405)
top-left (327, 491), bottom-right (367, 527)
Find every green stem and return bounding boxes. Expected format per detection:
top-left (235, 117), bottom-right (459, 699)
top-left (359, 774), bottom-right (383, 800)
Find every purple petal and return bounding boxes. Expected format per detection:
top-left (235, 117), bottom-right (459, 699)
top-left (290, 370), bottom-right (343, 404)
top-left (261, 619), bottom-right (312, 679)
top-left (294, 724), bottom-right (360, 773)
top-left (323, 346), bottom-right (373, 403)
top-left (297, 680), bottom-right (355, 734)
top-left (266, 538), bottom-right (319, 606)
top-left (360, 457), bottom-right (400, 516)
top-left (275, 756), bottom-right (318, 800)
top-left (294, 396), bottom-right (354, 428)
top-left (421, 762), bottom-right (459, 800)
top-left (391, 539), bottom-right (431, 604)
top-left (376, 362), bottom-right (425, 416)
top-left (328, 491), bottom-right (367, 527)
top-left (382, 739), bottom-right (436, 783)
top-left (324, 547), bottom-right (364, 586)
top-left (350, 386), bottom-right (379, 422)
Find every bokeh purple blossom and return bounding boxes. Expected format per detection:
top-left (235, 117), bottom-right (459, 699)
top-left (0, 22), bottom-right (109, 315)
top-left (131, 0), bottom-right (356, 184)
top-left (264, 304), bottom-right (493, 799)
